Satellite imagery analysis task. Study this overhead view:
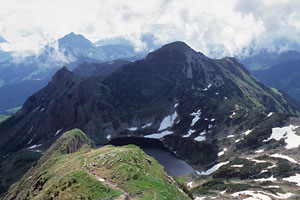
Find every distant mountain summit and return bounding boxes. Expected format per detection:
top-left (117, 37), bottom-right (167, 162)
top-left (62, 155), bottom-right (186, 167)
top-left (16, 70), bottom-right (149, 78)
top-left (56, 32), bottom-right (107, 61)
top-left (58, 32), bottom-right (95, 49)
top-left (0, 32), bottom-right (144, 112)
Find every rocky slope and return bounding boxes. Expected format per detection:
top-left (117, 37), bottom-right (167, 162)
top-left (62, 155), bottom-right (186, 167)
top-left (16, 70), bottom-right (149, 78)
top-left (72, 59), bottom-right (130, 77)
top-left (181, 116), bottom-right (300, 199)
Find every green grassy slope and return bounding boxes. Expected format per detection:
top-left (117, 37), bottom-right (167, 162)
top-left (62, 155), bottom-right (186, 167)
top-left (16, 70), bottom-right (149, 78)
top-left (4, 129), bottom-right (190, 200)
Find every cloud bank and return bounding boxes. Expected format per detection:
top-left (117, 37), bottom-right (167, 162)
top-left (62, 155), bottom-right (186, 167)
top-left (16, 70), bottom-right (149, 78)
top-left (0, 0), bottom-right (299, 58)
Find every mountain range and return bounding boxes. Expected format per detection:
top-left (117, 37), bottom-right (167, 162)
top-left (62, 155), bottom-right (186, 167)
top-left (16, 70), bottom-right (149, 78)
top-left (238, 49), bottom-right (300, 102)
top-left (0, 33), bottom-right (145, 112)
top-left (238, 49), bottom-right (300, 71)
top-left (2, 41), bottom-right (300, 199)
top-left (252, 59), bottom-right (300, 101)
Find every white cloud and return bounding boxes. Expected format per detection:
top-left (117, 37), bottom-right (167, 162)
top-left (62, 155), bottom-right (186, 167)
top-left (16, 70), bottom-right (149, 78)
top-left (0, 0), bottom-right (298, 58)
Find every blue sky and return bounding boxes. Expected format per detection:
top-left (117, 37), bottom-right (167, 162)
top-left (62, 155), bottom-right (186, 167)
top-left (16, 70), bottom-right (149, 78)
top-left (0, 0), bottom-right (299, 57)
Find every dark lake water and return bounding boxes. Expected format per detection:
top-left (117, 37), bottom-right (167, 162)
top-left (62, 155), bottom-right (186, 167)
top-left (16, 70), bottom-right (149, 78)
top-left (108, 137), bottom-right (195, 177)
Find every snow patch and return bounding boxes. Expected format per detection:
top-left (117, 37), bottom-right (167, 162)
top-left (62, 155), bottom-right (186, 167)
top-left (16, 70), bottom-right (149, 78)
top-left (267, 164), bottom-right (277, 169)
top-left (283, 174), bottom-right (300, 186)
top-left (106, 135), bottom-right (111, 140)
top-left (194, 135), bottom-right (205, 142)
top-left (255, 149), bottom-right (264, 154)
top-left (145, 130), bottom-right (173, 139)
top-left (190, 109), bottom-right (201, 126)
top-left (195, 197), bottom-right (205, 200)
top-left (252, 159), bottom-right (267, 163)
top-left (127, 127), bottom-right (138, 131)
top-left (220, 190), bottom-right (226, 195)
top-left (28, 139), bottom-right (33, 145)
top-left (218, 148), bottom-right (227, 157)
top-left (263, 125), bottom-right (300, 149)
top-left (28, 144), bottom-right (41, 149)
top-left (267, 185), bottom-right (279, 188)
top-left (158, 111), bottom-right (178, 131)
top-left (199, 130), bottom-right (206, 136)
top-left (235, 139), bottom-right (241, 143)
top-left (183, 129), bottom-right (195, 138)
top-left (232, 165), bottom-right (243, 168)
top-left (194, 130), bottom-right (206, 141)
top-left (55, 129), bottom-right (63, 136)
top-left (254, 175), bottom-right (276, 182)
top-left (230, 112), bottom-right (236, 118)
top-left (187, 182), bottom-right (192, 188)
top-left (203, 84), bottom-right (212, 91)
top-left (267, 112), bottom-right (274, 117)
top-left (197, 161), bottom-right (229, 175)
top-left (142, 123), bottom-right (152, 129)
top-left (244, 130), bottom-right (252, 136)
top-left (227, 135), bottom-right (234, 138)
top-left (271, 153), bottom-right (297, 164)
top-left (40, 108), bottom-right (45, 112)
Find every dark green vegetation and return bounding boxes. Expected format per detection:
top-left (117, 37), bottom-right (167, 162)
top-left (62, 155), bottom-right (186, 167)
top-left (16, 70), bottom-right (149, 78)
top-left (191, 178), bottom-right (259, 195)
top-left (0, 150), bottom-right (41, 195)
top-left (0, 106), bottom-right (21, 123)
top-left (0, 115), bottom-right (9, 123)
top-left (3, 129), bottom-right (190, 200)
top-left (45, 170), bottom-right (121, 200)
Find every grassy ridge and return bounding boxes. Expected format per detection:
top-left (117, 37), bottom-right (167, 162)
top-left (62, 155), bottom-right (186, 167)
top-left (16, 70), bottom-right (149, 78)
top-left (4, 129), bottom-right (190, 200)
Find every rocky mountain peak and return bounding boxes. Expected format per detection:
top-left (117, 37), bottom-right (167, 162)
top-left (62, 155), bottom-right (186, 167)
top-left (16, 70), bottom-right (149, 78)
top-left (50, 66), bottom-right (74, 84)
top-left (58, 32), bottom-right (94, 49)
top-left (160, 41), bottom-right (192, 52)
